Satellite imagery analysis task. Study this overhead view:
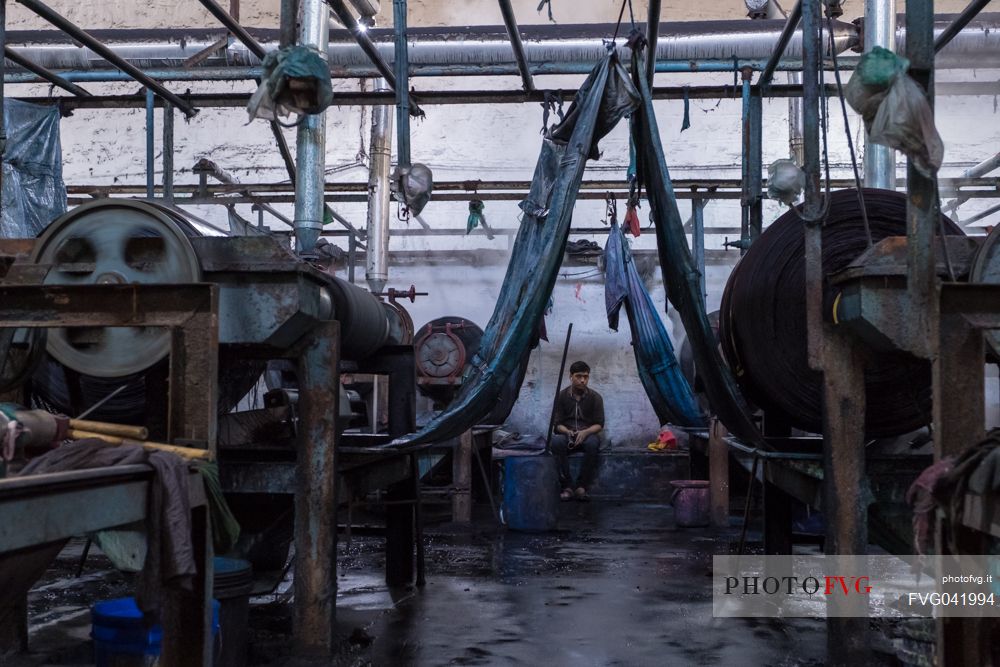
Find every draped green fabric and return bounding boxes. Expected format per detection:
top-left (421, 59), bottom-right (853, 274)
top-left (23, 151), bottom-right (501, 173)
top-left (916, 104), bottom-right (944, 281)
top-left (391, 51), bottom-right (639, 446)
top-left (628, 47), bottom-right (764, 446)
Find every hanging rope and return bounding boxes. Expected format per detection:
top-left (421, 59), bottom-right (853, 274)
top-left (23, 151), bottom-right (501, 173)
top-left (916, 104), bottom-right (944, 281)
top-left (536, 0), bottom-right (555, 23)
top-left (467, 199), bottom-right (485, 234)
top-left (826, 15), bottom-right (874, 248)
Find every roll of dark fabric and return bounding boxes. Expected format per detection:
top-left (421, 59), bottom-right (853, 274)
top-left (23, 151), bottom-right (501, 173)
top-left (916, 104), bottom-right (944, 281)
top-left (719, 188), bottom-right (962, 437)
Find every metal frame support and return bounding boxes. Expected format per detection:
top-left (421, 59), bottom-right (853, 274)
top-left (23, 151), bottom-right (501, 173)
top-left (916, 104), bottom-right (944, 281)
top-left (646, 0), bottom-right (661, 85)
top-left (691, 195), bottom-right (707, 305)
top-left (800, 2), bottom-right (871, 663)
top-left (146, 89), bottom-right (155, 198)
top-left (15, 0), bottom-right (198, 117)
top-left (163, 102), bottom-right (174, 203)
top-left (293, 320), bottom-right (340, 655)
top-left (394, 0), bottom-right (411, 168)
top-left (498, 0), bottom-right (534, 92)
top-left (935, 0), bottom-right (992, 53)
top-left (759, 0), bottom-right (801, 90)
top-left (328, 0), bottom-right (399, 90)
top-left (293, 0), bottom-right (330, 253)
top-left (739, 68), bottom-right (763, 254)
top-left (0, 0), bottom-right (6, 211)
top-left (905, 0), bottom-right (938, 359)
top-left (198, 0), bottom-right (266, 59)
top-left (862, 0), bottom-right (896, 189)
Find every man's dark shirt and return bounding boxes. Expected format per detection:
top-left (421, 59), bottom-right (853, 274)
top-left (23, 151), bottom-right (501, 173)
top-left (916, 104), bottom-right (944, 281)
top-left (552, 386), bottom-right (605, 432)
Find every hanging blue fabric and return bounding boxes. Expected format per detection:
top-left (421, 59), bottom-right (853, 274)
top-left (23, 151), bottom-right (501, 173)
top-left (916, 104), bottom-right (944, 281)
top-left (605, 222), bottom-right (704, 427)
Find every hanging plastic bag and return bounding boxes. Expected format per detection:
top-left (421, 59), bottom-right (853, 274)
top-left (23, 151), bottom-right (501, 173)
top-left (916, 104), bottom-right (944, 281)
top-left (869, 74), bottom-right (944, 177)
top-left (247, 46), bottom-right (334, 122)
top-left (845, 47), bottom-right (943, 178)
top-left (767, 159), bottom-right (805, 205)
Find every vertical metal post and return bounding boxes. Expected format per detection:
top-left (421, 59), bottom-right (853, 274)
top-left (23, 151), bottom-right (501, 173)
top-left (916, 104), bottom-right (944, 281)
top-left (293, 320), bottom-right (339, 655)
top-left (708, 419), bottom-right (729, 528)
top-left (0, 0), bottom-right (6, 212)
top-left (453, 429), bottom-right (473, 523)
top-left (691, 196), bottom-right (706, 306)
top-left (739, 71), bottom-right (752, 256)
top-left (802, 2), bottom-right (870, 663)
top-left (348, 229), bottom-right (357, 283)
top-left (905, 0), bottom-right (937, 359)
top-left (749, 90), bottom-right (763, 242)
top-left (863, 0), bottom-right (896, 189)
top-left (162, 102), bottom-right (174, 204)
top-left (934, 308), bottom-right (988, 666)
top-left (366, 78), bottom-right (393, 294)
top-left (293, 0), bottom-right (329, 253)
top-left (393, 0), bottom-right (411, 168)
top-left (280, 0), bottom-right (297, 48)
top-left (645, 0), bottom-right (661, 85)
top-left (146, 88), bottom-right (155, 199)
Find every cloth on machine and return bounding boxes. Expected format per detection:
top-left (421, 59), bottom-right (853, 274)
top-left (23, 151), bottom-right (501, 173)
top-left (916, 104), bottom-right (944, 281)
top-left (19, 439), bottom-right (195, 616)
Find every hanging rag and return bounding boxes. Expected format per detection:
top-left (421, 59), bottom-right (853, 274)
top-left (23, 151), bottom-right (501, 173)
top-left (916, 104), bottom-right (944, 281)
top-left (604, 221), bottom-right (704, 427)
top-left (247, 45), bottom-right (334, 122)
top-left (467, 199), bottom-right (485, 234)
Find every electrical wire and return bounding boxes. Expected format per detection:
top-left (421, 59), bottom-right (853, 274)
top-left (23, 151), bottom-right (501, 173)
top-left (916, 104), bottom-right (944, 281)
top-left (826, 13), bottom-right (874, 248)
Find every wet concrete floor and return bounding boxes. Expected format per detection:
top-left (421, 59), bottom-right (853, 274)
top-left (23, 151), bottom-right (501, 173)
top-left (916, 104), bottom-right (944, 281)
top-left (22, 502), bottom-right (833, 666)
top-left (265, 501), bottom-right (829, 666)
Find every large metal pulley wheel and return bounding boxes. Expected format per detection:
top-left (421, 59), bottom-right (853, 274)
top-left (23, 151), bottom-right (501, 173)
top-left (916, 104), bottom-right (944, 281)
top-left (970, 224), bottom-right (1000, 360)
top-left (31, 200), bottom-right (202, 377)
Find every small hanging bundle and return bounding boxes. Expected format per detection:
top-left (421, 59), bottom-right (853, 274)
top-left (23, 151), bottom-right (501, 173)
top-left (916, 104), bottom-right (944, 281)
top-left (624, 182), bottom-right (642, 238)
top-left (467, 199), bottom-right (485, 234)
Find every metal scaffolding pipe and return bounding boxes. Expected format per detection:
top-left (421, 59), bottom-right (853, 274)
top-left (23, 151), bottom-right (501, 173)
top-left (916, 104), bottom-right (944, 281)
top-left (863, 0), bottom-right (896, 189)
top-left (327, 0), bottom-right (397, 89)
top-left (935, 0), bottom-right (991, 52)
top-left (761, 1), bottom-right (802, 164)
top-left (498, 0), bottom-right (534, 92)
top-left (646, 0), bottom-right (661, 85)
top-left (14, 0), bottom-right (198, 117)
top-left (198, 0), bottom-right (266, 59)
top-left (760, 0), bottom-right (801, 89)
top-left (4, 47), bottom-right (90, 96)
top-left (394, 0), bottom-right (411, 168)
top-left (293, 0), bottom-right (329, 253)
top-left (366, 78), bottom-right (392, 294)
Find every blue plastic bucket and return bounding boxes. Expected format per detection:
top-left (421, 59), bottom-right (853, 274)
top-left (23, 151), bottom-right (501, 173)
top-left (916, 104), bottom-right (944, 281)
top-left (91, 597), bottom-right (220, 667)
top-left (502, 455), bottom-right (559, 532)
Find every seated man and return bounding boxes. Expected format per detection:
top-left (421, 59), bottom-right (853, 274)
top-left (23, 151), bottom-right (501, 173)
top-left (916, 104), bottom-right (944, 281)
top-left (550, 360), bottom-right (604, 501)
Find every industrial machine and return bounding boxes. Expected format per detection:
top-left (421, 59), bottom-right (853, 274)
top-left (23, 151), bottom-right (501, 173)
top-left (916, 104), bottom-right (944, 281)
top-left (0, 198), bottom-right (421, 576)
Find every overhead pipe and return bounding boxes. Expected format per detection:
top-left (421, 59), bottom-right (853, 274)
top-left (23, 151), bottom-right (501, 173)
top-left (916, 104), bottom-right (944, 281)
top-left (0, 18), bottom-right (864, 73)
top-left (14, 0), bottom-right (198, 117)
top-left (863, 0), bottom-right (896, 189)
top-left (759, 1), bottom-right (802, 89)
top-left (366, 78), bottom-right (393, 295)
top-left (292, 0), bottom-right (329, 253)
top-left (4, 47), bottom-right (91, 96)
top-left (5, 17), bottom-right (1000, 73)
top-left (498, 0), bottom-right (535, 92)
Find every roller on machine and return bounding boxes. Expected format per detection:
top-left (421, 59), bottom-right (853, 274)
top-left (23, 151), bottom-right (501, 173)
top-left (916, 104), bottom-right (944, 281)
top-left (719, 189), bottom-right (963, 437)
top-left (0, 199), bottom-right (409, 433)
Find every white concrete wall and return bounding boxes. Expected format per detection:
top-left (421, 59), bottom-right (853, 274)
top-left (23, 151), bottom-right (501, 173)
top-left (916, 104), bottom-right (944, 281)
top-left (5, 1), bottom-right (1000, 443)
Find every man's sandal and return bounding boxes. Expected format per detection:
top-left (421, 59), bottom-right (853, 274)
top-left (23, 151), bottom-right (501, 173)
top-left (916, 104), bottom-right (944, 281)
top-left (560, 488), bottom-right (574, 501)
